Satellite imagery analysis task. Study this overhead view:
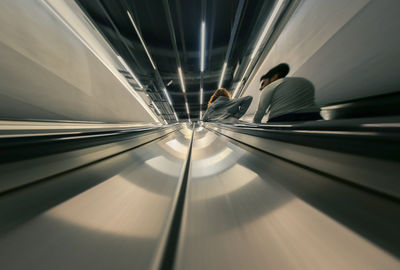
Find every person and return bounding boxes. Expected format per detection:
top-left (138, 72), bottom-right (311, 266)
top-left (253, 63), bottom-right (321, 123)
top-left (202, 88), bottom-right (252, 122)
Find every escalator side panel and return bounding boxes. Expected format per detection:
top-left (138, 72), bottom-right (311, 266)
top-left (174, 129), bottom-right (400, 270)
top-left (0, 130), bottom-right (190, 270)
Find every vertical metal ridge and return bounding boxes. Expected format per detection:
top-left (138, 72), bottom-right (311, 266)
top-left (151, 124), bottom-right (195, 270)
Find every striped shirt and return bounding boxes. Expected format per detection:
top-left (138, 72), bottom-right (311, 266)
top-left (253, 77), bottom-right (319, 123)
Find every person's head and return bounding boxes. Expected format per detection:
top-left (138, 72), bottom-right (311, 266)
top-left (208, 88), bottom-right (231, 106)
top-left (259, 63), bottom-right (290, 91)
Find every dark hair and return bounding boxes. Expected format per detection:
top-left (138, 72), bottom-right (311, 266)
top-left (208, 88), bottom-right (231, 106)
top-left (260, 63), bottom-right (290, 81)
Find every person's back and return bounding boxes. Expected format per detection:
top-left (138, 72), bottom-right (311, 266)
top-left (203, 96), bottom-right (231, 121)
top-left (253, 63), bottom-right (320, 123)
top-left (203, 88), bottom-right (252, 122)
top-left (266, 77), bottom-right (318, 119)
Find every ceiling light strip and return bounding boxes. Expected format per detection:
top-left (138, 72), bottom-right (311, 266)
top-left (218, 62), bottom-right (228, 89)
top-left (200, 21), bottom-right (206, 72)
top-left (185, 102), bottom-right (190, 115)
top-left (174, 112), bottom-right (179, 121)
top-left (178, 67), bottom-right (186, 93)
top-left (200, 87), bottom-right (203, 105)
top-left (127, 11), bottom-right (157, 70)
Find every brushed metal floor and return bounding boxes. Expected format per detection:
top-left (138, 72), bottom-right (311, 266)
top-left (0, 126), bottom-right (399, 269)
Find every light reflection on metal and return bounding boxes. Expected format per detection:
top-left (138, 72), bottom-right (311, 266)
top-left (163, 88), bottom-right (173, 106)
top-left (47, 175), bottom-right (168, 237)
top-left (127, 11), bottom-right (157, 70)
top-left (233, 0), bottom-right (286, 98)
top-left (151, 101), bottom-right (161, 115)
top-left (218, 62), bottom-right (227, 89)
top-left (117, 55), bottom-right (143, 89)
top-left (39, 0), bottom-right (159, 122)
top-left (250, 0), bottom-right (285, 60)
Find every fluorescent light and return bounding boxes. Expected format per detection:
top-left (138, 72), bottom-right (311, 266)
top-left (200, 21), bottom-right (206, 72)
top-left (233, 0), bottom-right (285, 98)
top-left (178, 67), bottom-right (186, 93)
top-left (166, 80), bottom-right (173, 86)
top-left (218, 62), bottom-right (227, 89)
top-left (185, 102), bottom-right (190, 114)
top-left (127, 11), bottom-right (157, 70)
top-left (151, 101), bottom-right (161, 114)
top-left (250, 0), bottom-right (285, 60)
top-left (163, 88), bottom-right (173, 106)
top-left (174, 112), bottom-right (179, 121)
top-left (164, 120), bottom-right (168, 125)
top-left (117, 55), bottom-right (143, 89)
top-left (200, 110), bottom-right (202, 119)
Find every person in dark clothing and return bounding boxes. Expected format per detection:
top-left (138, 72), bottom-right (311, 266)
top-left (202, 88), bottom-right (253, 122)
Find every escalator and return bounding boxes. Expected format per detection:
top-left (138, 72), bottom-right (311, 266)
top-left (0, 120), bottom-right (399, 269)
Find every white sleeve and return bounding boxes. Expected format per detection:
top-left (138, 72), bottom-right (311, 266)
top-left (253, 85), bottom-right (275, 123)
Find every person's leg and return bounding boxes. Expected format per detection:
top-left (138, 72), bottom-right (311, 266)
top-left (232, 96), bottom-right (253, 119)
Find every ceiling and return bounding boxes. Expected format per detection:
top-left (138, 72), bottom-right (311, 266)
top-left (76, 0), bottom-right (276, 121)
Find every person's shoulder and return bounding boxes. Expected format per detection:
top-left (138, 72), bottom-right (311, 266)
top-left (210, 96), bottom-right (229, 107)
top-left (284, 77), bottom-right (312, 84)
top-left (266, 78), bottom-right (285, 90)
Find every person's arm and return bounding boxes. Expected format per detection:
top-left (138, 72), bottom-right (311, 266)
top-left (253, 86), bottom-right (274, 123)
top-left (232, 96), bottom-right (253, 119)
top-left (202, 106), bottom-right (211, 121)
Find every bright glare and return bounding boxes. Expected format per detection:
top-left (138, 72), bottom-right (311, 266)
top-left (218, 62), bottom-right (227, 89)
top-left (163, 88), bottom-right (173, 106)
top-left (178, 66), bottom-right (186, 93)
top-left (200, 21), bottom-right (206, 72)
top-left (250, 0), bottom-right (285, 60)
top-left (233, 0), bottom-right (285, 98)
top-left (151, 101), bottom-right (161, 114)
top-left (127, 11), bottom-right (157, 70)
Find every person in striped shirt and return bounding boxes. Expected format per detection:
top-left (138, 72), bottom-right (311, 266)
top-left (253, 63), bottom-right (321, 123)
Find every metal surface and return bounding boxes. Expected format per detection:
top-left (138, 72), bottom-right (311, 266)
top-left (0, 127), bottom-right (193, 269)
top-left (175, 127), bottom-right (400, 270)
top-left (0, 122), bottom-right (180, 193)
top-left (205, 121), bottom-right (400, 200)
top-left (0, 124), bottom-right (399, 269)
top-left (0, 0), bottom-right (157, 122)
